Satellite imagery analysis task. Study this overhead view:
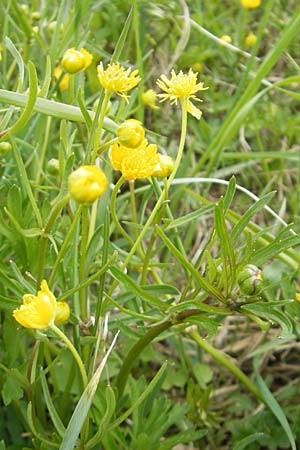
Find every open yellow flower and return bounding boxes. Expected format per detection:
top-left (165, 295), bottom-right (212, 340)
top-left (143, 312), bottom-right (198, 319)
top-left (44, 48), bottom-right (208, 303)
top-left (13, 280), bottom-right (70, 329)
top-left (109, 140), bottom-right (159, 180)
top-left (156, 69), bottom-right (207, 120)
top-left (141, 89), bottom-right (160, 110)
top-left (97, 62), bottom-right (140, 102)
top-left (240, 0), bottom-right (261, 8)
top-left (53, 66), bottom-right (70, 91)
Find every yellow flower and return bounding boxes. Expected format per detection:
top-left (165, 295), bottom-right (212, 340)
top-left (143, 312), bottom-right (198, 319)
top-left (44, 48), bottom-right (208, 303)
top-left (141, 89), bottom-right (160, 110)
top-left (240, 0), bottom-right (261, 8)
top-left (220, 35), bottom-right (232, 44)
top-left (0, 44), bottom-right (3, 62)
top-left (61, 47), bottom-right (93, 74)
top-left (68, 165), bottom-right (108, 203)
top-left (152, 154), bottom-right (174, 179)
top-left (245, 32), bottom-right (257, 47)
top-left (156, 69), bottom-right (207, 120)
top-left (97, 62), bottom-right (141, 102)
top-left (117, 119), bottom-right (145, 148)
top-left (53, 66), bottom-right (70, 91)
top-left (13, 280), bottom-right (69, 329)
top-left (109, 140), bottom-right (159, 181)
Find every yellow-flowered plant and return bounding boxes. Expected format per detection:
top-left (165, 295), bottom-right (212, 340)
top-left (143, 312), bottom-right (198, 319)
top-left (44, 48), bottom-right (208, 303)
top-left (157, 69), bottom-right (207, 120)
top-left (61, 47), bottom-right (93, 74)
top-left (68, 165), bottom-right (108, 203)
top-left (245, 32), bottom-right (257, 47)
top-left (152, 154), bottom-right (174, 179)
top-left (97, 62), bottom-right (141, 101)
top-left (117, 119), bottom-right (145, 148)
top-left (13, 280), bottom-right (70, 329)
top-left (109, 140), bottom-right (159, 180)
top-left (53, 66), bottom-right (70, 91)
top-left (221, 35), bottom-right (232, 44)
top-left (141, 89), bottom-right (160, 110)
top-left (240, 0), bottom-right (261, 8)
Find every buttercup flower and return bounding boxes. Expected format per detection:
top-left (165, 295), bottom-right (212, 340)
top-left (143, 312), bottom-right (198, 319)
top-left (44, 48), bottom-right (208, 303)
top-left (53, 66), bottom-right (70, 91)
top-left (68, 165), bottom-right (108, 203)
top-left (97, 62), bottom-right (140, 101)
top-left (141, 89), bottom-right (160, 110)
top-left (157, 69), bottom-right (207, 120)
top-left (13, 280), bottom-right (70, 329)
top-left (117, 119), bottom-right (145, 148)
top-left (61, 47), bottom-right (93, 74)
top-left (245, 32), bottom-right (257, 47)
top-left (152, 154), bottom-right (174, 179)
top-left (109, 140), bottom-right (159, 181)
top-left (240, 0), bottom-right (261, 8)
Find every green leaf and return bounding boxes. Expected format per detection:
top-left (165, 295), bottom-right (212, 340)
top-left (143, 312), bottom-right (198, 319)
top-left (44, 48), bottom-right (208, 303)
top-left (233, 433), bottom-right (266, 450)
top-left (40, 370), bottom-right (66, 438)
top-left (165, 204), bottom-right (214, 230)
top-left (109, 266), bottom-right (167, 309)
top-left (5, 37), bottom-right (24, 91)
top-left (223, 176), bottom-right (236, 211)
top-left (231, 191), bottom-right (276, 241)
top-left (60, 333), bottom-right (119, 450)
top-left (250, 234), bottom-right (300, 266)
top-left (156, 227), bottom-right (226, 303)
top-left (1, 376), bottom-right (24, 406)
top-left (241, 303), bottom-right (294, 337)
top-left (254, 359), bottom-right (296, 450)
top-left (142, 284), bottom-right (180, 296)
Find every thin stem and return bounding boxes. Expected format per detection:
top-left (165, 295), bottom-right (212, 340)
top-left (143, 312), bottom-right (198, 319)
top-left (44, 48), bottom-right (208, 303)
top-left (37, 194), bottom-right (70, 288)
top-left (50, 324), bottom-right (88, 388)
top-left (122, 103), bottom-right (188, 270)
top-left (12, 141), bottom-right (43, 229)
top-left (48, 205), bottom-right (82, 287)
top-left (79, 205), bottom-right (89, 319)
top-left (111, 176), bottom-right (134, 245)
top-left (91, 90), bottom-right (111, 164)
top-left (189, 330), bottom-right (263, 402)
top-left (129, 180), bottom-right (138, 239)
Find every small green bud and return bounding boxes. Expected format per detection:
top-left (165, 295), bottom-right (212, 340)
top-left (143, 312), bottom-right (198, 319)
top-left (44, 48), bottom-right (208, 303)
top-left (117, 119), bottom-right (145, 148)
top-left (0, 141), bottom-right (12, 157)
top-left (237, 264), bottom-right (263, 295)
top-left (47, 158), bottom-right (60, 175)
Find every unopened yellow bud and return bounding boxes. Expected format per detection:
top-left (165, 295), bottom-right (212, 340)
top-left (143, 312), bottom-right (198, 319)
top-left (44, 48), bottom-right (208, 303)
top-left (55, 302), bottom-right (70, 324)
top-left (32, 26), bottom-right (39, 34)
top-left (117, 119), bottom-right (145, 148)
top-left (141, 89), bottom-right (159, 110)
top-left (68, 165), bottom-right (108, 203)
top-left (245, 32), bottom-right (257, 47)
top-left (152, 154), bottom-right (174, 178)
top-left (295, 293), bottom-right (300, 302)
top-left (0, 141), bottom-right (12, 156)
top-left (240, 0), bottom-right (261, 8)
top-left (220, 35), bottom-right (232, 44)
top-left (61, 47), bottom-right (92, 74)
top-left (47, 21), bottom-right (64, 34)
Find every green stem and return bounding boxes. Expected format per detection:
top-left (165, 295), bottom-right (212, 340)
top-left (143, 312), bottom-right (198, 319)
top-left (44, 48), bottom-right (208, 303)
top-left (48, 205), bottom-right (82, 287)
top-left (49, 324), bottom-right (88, 388)
top-left (122, 103), bottom-right (188, 270)
top-left (189, 330), bottom-right (263, 402)
top-left (37, 194), bottom-right (70, 288)
top-left (111, 176), bottom-right (134, 245)
top-left (116, 307), bottom-right (200, 397)
top-left (0, 88), bottom-right (117, 131)
top-left (68, 73), bottom-right (75, 105)
top-left (91, 90), bottom-right (112, 164)
top-left (129, 180), bottom-right (138, 239)
top-left (12, 140), bottom-right (43, 229)
top-left (79, 205), bottom-right (89, 319)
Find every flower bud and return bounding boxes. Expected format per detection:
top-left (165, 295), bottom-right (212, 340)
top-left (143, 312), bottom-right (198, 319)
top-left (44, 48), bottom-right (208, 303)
top-left (47, 158), bottom-right (60, 175)
top-left (237, 264), bottom-right (263, 295)
top-left (0, 141), bottom-right (12, 157)
top-left (32, 11), bottom-right (41, 20)
top-left (117, 119), bottom-right (145, 148)
top-left (53, 66), bottom-right (69, 91)
top-left (68, 165), bottom-right (108, 204)
top-left (152, 154), bottom-right (174, 178)
top-left (55, 301), bottom-right (70, 324)
top-left (245, 32), bottom-right (257, 47)
top-left (61, 48), bottom-right (86, 74)
top-left (240, 0), bottom-right (261, 8)
top-left (221, 35), bottom-right (232, 44)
